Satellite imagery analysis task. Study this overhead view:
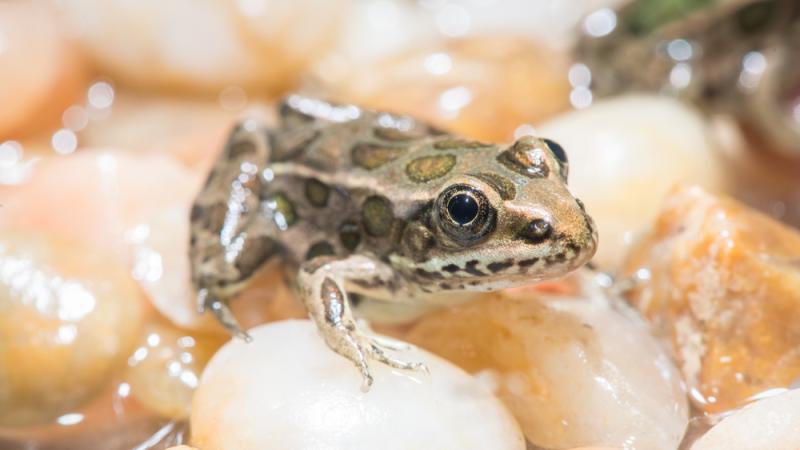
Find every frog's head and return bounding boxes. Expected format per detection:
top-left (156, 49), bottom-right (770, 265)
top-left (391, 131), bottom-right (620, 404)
top-left (397, 136), bottom-right (597, 291)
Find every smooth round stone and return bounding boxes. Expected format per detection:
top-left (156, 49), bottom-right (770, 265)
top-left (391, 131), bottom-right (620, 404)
top-left (58, 0), bottom-right (345, 92)
top-left (125, 320), bottom-right (227, 419)
top-left (79, 93), bottom-right (239, 173)
top-left (0, 149), bottom-right (201, 273)
top-left (126, 206), bottom-right (219, 332)
top-left (127, 200), bottom-right (306, 334)
top-left (691, 389), bottom-right (800, 450)
top-left (0, 1), bottom-right (86, 139)
top-left (0, 232), bottom-right (145, 426)
top-left (622, 186), bottom-right (800, 414)
top-left (405, 287), bottom-right (688, 450)
top-left (538, 95), bottom-right (727, 271)
top-left (191, 320), bottom-right (524, 450)
top-left (324, 36), bottom-right (571, 142)
top-left (568, 448), bottom-right (623, 450)
top-left (314, 0), bottom-right (440, 67)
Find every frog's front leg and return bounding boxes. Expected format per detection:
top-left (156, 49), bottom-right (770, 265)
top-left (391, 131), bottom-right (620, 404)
top-left (190, 119), bottom-right (278, 341)
top-left (298, 255), bottom-right (428, 391)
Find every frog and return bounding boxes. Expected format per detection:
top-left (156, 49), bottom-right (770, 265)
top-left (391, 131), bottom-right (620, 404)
top-left (189, 95), bottom-right (598, 390)
top-left (575, 0), bottom-right (800, 157)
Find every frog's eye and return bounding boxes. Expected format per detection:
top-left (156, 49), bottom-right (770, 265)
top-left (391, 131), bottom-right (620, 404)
top-left (543, 138), bottom-right (569, 181)
top-left (447, 193), bottom-right (479, 225)
top-left (436, 184), bottom-right (496, 246)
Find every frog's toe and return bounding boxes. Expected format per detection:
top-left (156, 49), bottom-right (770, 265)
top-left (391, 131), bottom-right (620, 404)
top-left (320, 324), bottom-right (376, 391)
top-left (367, 343), bottom-right (429, 375)
top-left (369, 335), bottom-right (414, 352)
top-left (206, 297), bottom-right (252, 342)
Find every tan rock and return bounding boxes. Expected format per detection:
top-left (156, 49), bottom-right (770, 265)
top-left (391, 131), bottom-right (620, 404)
top-left (691, 388), bottom-right (800, 450)
top-left (325, 36), bottom-right (571, 142)
top-left (79, 93), bottom-right (239, 174)
top-left (623, 185), bottom-right (800, 414)
top-left (191, 320), bottom-right (525, 450)
top-left (125, 320), bottom-right (228, 419)
top-left (127, 202), bottom-right (305, 334)
top-left (539, 95), bottom-right (727, 271)
top-left (0, 1), bottom-right (87, 139)
top-left (0, 232), bottom-right (145, 426)
top-left (567, 448), bottom-right (624, 450)
top-left (0, 149), bottom-right (201, 263)
top-left (58, 0), bottom-right (346, 93)
top-left (405, 288), bottom-right (688, 450)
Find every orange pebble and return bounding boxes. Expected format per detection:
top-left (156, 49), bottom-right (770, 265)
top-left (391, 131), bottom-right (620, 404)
top-left (0, 1), bottom-right (86, 139)
top-left (325, 36), bottom-right (571, 142)
top-left (624, 185), bottom-right (800, 414)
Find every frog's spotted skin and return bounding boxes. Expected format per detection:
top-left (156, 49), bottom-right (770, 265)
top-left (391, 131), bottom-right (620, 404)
top-left (190, 95), bottom-right (597, 389)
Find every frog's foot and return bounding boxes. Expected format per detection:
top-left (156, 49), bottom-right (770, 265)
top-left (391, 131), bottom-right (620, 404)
top-left (197, 289), bottom-right (252, 342)
top-left (368, 334), bottom-right (415, 352)
top-left (299, 255), bottom-right (427, 391)
top-left (355, 318), bottom-right (415, 351)
top-left (319, 316), bottom-right (429, 391)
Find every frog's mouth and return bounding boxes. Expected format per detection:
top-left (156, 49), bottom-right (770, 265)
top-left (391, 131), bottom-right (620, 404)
top-left (402, 238), bottom-right (594, 293)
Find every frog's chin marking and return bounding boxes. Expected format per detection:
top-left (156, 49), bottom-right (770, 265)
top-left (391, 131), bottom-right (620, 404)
top-left (391, 245), bottom-right (590, 292)
top-left (446, 271), bottom-right (571, 292)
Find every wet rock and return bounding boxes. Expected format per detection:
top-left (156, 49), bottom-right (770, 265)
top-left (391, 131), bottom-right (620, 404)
top-left (125, 320), bottom-right (227, 419)
top-left (404, 286), bottom-right (688, 450)
top-left (0, 150), bottom-right (201, 264)
top-left (623, 186), bottom-right (800, 414)
top-left (0, 1), bottom-right (87, 139)
top-left (324, 36), bottom-right (571, 142)
top-left (191, 320), bottom-right (525, 450)
top-left (539, 95), bottom-right (727, 270)
top-left (691, 389), bottom-right (800, 450)
top-left (58, 0), bottom-right (346, 93)
top-left (0, 232), bottom-right (144, 426)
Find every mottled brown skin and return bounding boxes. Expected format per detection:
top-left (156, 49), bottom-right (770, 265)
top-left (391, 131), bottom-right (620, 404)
top-left (189, 95), bottom-right (598, 389)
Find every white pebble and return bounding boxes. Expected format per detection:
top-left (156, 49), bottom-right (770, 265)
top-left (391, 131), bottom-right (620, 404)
top-left (58, 0), bottom-right (346, 92)
top-left (191, 320), bottom-right (524, 450)
top-left (539, 95), bottom-right (726, 270)
top-left (691, 389), bottom-right (800, 450)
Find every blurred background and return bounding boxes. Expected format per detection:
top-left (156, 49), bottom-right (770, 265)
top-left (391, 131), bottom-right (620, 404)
top-left (0, 0), bottom-right (799, 449)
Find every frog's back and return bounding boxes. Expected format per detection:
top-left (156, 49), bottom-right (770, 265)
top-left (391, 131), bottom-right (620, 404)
top-left (262, 96), bottom-right (458, 266)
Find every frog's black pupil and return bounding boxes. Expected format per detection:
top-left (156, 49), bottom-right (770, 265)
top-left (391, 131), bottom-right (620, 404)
top-left (447, 193), bottom-right (479, 225)
top-left (543, 138), bottom-right (568, 164)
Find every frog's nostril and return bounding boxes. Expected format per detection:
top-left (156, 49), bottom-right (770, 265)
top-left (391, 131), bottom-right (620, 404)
top-left (521, 218), bottom-right (552, 244)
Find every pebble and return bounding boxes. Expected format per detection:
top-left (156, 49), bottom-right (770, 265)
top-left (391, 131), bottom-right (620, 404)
top-left (125, 320), bottom-right (227, 419)
top-left (0, 150), bottom-right (200, 263)
top-left (324, 36), bottom-right (571, 142)
top-left (126, 200), bottom-right (306, 334)
top-left (79, 93), bottom-right (239, 173)
top-left (58, 0), bottom-right (346, 92)
top-left (0, 1), bottom-right (86, 139)
top-left (405, 287), bottom-right (688, 450)
top-left (0, 150), bottom-right (210, 332)
top-left (623, 185), bottom-right (800, 414)
top-left (190, 320), bottom-right (525, 450)
top-left (691, 389), bottom-right (800, 450)
top-left (539, 95), bottom-right (727, 271)
top-left (0, 232), bottom-right (144, 426)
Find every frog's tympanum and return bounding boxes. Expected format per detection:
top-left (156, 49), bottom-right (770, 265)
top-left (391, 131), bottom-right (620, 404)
top-left (189, 95), bottom-right (597, 389)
